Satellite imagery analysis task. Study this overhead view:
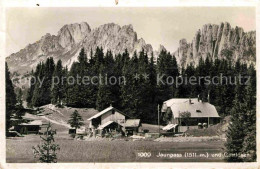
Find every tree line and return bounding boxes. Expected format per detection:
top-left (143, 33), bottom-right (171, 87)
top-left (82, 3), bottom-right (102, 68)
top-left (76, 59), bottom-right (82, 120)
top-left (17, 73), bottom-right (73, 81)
top-left (6, 46), bottom-right (256, 161)
top-left (24, 47), bottom-right (255, 124)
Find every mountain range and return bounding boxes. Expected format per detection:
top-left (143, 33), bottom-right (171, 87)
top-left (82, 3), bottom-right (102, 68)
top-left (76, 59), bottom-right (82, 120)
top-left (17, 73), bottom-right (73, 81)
top-left (6, 22), bottom-right (256, 74)
top-left (174, 22), bottom-right (256, 68)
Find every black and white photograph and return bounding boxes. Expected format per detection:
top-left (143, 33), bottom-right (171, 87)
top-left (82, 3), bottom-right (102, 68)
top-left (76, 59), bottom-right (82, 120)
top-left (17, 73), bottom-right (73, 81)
top-left (2, 2), bottom-right (258, 167)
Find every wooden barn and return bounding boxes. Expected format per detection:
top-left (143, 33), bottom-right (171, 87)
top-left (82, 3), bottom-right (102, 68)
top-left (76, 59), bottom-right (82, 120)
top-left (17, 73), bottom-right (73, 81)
top-left (14, 120), bottom-right (43, 134)
top-left (161, 98), bottom-right (220, 133)
top-left (13, 113), bottom-right (49, 135)
top-left (124, 119), bottom-right (141, 136)
top-left (88, 106), bottom-right (141, 136)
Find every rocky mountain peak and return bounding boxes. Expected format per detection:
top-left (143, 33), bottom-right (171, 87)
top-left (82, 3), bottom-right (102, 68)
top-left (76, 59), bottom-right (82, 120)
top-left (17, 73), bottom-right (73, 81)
top-left (158, 44), bottom-right (166, 52)
top-left (179, 39), bottom-right (188, 46)
top-left (6, 22), bottom-right (153, 73)
top-left (6, 21), bottom-right (255, 74)
top-left (174, 22), bottom-right (256, 68)
top-left (57, 22), bottom-right (91, 48)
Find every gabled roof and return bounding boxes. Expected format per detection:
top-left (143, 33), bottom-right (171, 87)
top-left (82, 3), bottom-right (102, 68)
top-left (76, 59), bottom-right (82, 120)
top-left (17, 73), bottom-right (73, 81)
top-left (22, 113), bottom-right (41, 121)
top-left (124, 119), bottom-right (141, 127)
top-left (88, 106), bottom-right (129, 121)
top-left (20, 120), bottom-right (43, 126)
top-left (162, 98), bottom-right (198, 112)
top-left (97, 121), bottom-right (122, 130)
top-left (164, 98), bottom-right (198, 107)
top-left (162, 124), bottom-right (178, 131)
top-left (162, 98), bottom-right (220, 118)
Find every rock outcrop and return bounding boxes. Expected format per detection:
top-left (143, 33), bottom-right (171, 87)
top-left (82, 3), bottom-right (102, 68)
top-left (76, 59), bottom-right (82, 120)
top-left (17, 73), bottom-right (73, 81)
top-left (58, 22), bottom-right (91, 49)
top-left (6, 22), bottom-right (153, 73)
top-left (174, 22), bottom-right (256, 68)
top-left (6, 21), bottom-right (255, 73)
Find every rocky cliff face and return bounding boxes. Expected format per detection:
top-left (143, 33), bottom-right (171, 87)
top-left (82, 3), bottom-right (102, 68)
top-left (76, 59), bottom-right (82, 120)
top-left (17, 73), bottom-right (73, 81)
top-left (6, 22), bottom-right (153, 73)
top-left (174, 22), bottom-right (256, 68)
top-left (6, 21), bottom-right (256, 73)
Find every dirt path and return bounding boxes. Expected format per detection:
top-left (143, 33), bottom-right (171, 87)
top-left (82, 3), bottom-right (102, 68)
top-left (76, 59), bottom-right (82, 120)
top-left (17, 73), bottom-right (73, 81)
top-left (40, 116), bottom-right (70, 128)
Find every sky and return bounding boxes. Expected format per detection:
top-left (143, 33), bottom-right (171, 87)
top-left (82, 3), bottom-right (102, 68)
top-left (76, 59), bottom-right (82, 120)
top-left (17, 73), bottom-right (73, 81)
top-left (5, 7), bottom-right (255, 56)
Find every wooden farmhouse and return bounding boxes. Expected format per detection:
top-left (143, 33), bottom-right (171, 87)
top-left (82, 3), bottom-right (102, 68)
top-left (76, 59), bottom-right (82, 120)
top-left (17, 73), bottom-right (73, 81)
top-left (88, 106), bottom-right (141, 136)
top-left (13, 113), bottom-right (49, 135)
top-left (161, 98), bottom-right (220, 133)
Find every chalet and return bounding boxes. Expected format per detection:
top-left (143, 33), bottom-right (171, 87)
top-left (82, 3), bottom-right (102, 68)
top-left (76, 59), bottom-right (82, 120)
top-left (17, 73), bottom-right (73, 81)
top-left (161, 98), bottom-right (220, 133)
top-left (88, 106), bottom-right (141, 136)
top-left (14, 120), bottom-right (48, 134)
top-left (13, 113), bottom-right (49, 134)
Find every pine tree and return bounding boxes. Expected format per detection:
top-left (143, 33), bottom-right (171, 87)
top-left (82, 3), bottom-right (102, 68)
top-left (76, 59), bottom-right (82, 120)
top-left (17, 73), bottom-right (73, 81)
top-left (6, 62), bottom-right (17, 133)
top-left (27, 67), bottom-right (38, 107)
top-left (33, 122), bottom-right (60, 163)
top-left (89, 48), bottom-right (94, 65)
top-left (145, 52), bottom-right (158, 123)
top-left (51, 59), bottom-right (64, 106)
top-left (31, 62), bottom-right (45, 107)
top-left (16, 88), bottom-right (23, 108)
top-left (225, 100), bottom-right (247, 162)
top-left (42, 57), bottom-right (55, 105)
top-left (66, 48), bottom-right (91, 107)
top-left (78, 48), bottom-right (88, 65)
top-left (121, 49), bottom-right (138, 117)
top-left (241, 64), bottom-right (256, 161)
top-left (195, 56), bottom-right (207, 101)
top-left (183, 63), bottom-right (196, 97)
top-left (76, 48), bottom-right (90, 107)
top-left (67, 110), bottom-right (84, 130)
top-left (156, 50), bottom-right (179, 104)
top-left (63, 66), bottom-right (69, 105)
top-left (96, 64), bottom-right (113, 111)
top-left (26, 70), bottom-right (34, 107)
top-left (105, 50), bottom-right (121, 108)
top-left (30, 58), bottom-right (55, 107)
top-left (174, 67), bottom-right (187, 98)
top-left (225, 75), bottom-right (246, 162)
top-left (66, 62), bottom-right (80, 107)
top-left (13, 88), bottom-right (24, 125)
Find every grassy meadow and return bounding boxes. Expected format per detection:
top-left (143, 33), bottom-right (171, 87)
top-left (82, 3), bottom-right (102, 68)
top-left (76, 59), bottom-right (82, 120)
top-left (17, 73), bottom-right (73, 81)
top-left (6, 105), bottom-right (226, 163)
top-left (6, 133), bottom-right (224, 163)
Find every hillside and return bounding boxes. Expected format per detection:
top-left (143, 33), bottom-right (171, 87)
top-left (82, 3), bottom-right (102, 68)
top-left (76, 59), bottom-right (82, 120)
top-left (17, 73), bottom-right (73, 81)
top-left (28, 104), bottom-right (99, 132)
top-left (185, 116), bottom-right (230, 138)
top-left (26, 104), bottom-right (164, 133)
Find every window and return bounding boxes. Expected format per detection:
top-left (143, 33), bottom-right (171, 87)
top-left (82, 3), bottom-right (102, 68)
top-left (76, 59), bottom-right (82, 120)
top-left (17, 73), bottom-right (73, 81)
top-left (196, 110), bottom-right (201, 113)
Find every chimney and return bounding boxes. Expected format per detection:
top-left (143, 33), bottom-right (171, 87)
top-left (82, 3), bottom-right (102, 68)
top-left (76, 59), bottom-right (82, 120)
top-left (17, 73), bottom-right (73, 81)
top-left (189, 97), bottom-right (191, 104)
top-left (197, 94), bottom-right (200, 102)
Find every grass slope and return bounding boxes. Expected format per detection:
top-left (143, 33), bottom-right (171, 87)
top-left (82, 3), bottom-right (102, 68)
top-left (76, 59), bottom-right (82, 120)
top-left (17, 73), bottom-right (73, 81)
top-left (185, 116), bottom-right (230, 137)
top-left (7, 135), bottom-right (224, 163)
top-left (39, 104), bottom-right (99, 132)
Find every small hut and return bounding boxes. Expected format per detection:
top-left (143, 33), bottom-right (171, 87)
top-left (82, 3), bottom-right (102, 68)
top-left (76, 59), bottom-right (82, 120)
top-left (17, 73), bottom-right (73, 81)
top-left (14, 120), bottom-right (43, 134)
top-left (124, 119), bottom-right (141, 136)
